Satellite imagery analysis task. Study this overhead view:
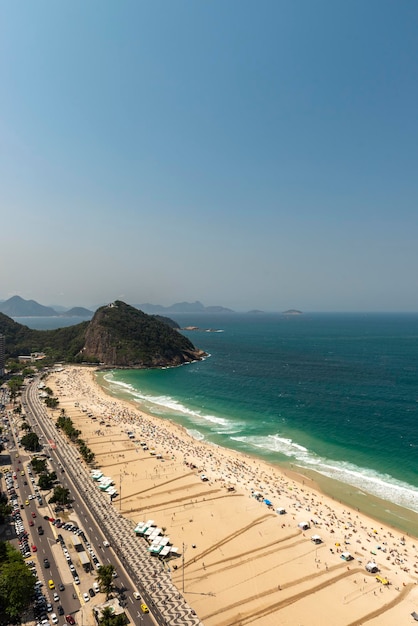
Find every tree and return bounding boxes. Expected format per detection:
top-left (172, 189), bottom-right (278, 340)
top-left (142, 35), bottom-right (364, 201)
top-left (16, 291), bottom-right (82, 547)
top-left (45, 396), bottom-right (59, 409)
top-left (7, 377), bottom-right (23, 404)
top-left (0, 542), bottom-right (36, 624)
top-left (95, 564), bottom-right (115, 599)
top-left (21, 366), bottom-right (35, 377)
top-left (99, 612), bottom-right (126, 626)
top-left (20, 432), bottom-right (39, 452)
top-left (21, 422), bottom-right (31, 431)
top-left (0, 494), bottom-right (12, 525)
top-left (38, 472), bottom-right (57, 490)
top-left (31, 457), bottom-right (47, 474)
top-left (99, 606), bottom-right (114, 625)
top-left (49, 486), bottom-right (71, 506)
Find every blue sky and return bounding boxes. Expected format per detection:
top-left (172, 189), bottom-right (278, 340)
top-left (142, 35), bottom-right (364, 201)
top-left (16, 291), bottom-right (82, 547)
top-left (1, 1), bottom-right (418, 311)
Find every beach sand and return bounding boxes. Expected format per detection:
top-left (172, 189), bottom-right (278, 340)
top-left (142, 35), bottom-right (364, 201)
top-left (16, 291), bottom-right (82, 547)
top-left (45, 366), bottom-right (418, 625)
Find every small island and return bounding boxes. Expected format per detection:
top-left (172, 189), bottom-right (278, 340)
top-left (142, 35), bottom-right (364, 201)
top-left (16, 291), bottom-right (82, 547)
top-left (282, 309), bottom-right (303, 316)
top-left (182, 326), bottom-right (222, 333)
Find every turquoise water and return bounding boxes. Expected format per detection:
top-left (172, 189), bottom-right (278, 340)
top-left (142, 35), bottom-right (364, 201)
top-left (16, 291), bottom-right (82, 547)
top-left (99, 313), bottom-right (418, 516)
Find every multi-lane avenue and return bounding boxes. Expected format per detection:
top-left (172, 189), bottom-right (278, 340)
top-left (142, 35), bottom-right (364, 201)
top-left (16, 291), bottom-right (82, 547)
top-left (16, 375), bottom-right (202, 626)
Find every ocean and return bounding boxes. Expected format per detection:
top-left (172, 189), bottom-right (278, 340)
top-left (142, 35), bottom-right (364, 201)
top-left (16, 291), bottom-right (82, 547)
top-left (22, 312), bottom-right (418, 533)
top-left (95, 312), bottom-right (418, 534)
top-left (13, 316), bottom-right (92, 329)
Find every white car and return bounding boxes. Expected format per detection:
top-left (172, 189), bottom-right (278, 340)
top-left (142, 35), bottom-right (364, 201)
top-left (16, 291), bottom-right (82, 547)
top-left (53, 592), bottom-right (59, 602)
top-left (133, 591), bottom-right (141, 600)
top-left (51, 613), bottom-right (58, 624)
top-left (74, 576), bottom-right (80, 585)
top-left (82, 593), bottom-right (90, 602)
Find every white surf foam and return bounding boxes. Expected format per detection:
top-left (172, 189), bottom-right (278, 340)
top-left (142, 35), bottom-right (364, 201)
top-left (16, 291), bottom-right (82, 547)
top-left (103, 372), bottom-right (238, 432)
top-left (232, 434), bottom-right (418, 514)
top-left (186, 429), bottom-right (205, 441)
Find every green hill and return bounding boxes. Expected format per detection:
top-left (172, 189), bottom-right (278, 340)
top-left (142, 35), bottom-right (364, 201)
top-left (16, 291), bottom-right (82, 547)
top-left (0, 301), bottom-right (204, 367)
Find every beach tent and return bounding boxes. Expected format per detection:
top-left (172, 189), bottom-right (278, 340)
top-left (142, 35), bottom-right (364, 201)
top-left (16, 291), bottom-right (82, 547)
top-left (276, 507), bottom-right (286, 515)
top-left (264, 499), bottom-right (272, 506)
top-left (365, 561), bottom-right (378, 573)
top-left (311, 535), bottom-right (322, 544)
top-left (411, 612), bottom-right (418, 621)
top-left (341, 552), bottom-right (353, 561)
top-left (98, 482), bottom-right (112, 491)
top-left (148, 528), bottom-right (162, 541)
top-left (134, 523), bottom-right (145, 535)
top-left (159, 546), bottom-right (171, 558)
top-left (298, 522), bottom-right (310, 531)
top-left (159, 537), bottom-right (170, 546)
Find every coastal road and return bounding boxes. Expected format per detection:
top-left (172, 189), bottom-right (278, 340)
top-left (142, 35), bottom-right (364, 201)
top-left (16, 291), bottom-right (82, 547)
top-left (22, 374), bottom-right (203, 626)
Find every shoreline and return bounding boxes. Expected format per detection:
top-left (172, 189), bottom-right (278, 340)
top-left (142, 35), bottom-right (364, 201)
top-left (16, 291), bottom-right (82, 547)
top-left (97, 368), bottom-right (418, 539)
top-left (46, 365), bottom-right (418, 626)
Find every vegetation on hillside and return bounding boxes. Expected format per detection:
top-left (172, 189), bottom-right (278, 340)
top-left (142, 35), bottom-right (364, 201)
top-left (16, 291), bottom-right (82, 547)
top-left (0, 312), bottom-right (88, 363)
top-left (0, 302), bottom-right (202, 367)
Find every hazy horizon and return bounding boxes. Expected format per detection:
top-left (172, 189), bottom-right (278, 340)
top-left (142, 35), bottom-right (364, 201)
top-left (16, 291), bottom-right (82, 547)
top-left (2, 293), bottom-right (418, 315)
top-left (1, 2), bottom-right (417, 313)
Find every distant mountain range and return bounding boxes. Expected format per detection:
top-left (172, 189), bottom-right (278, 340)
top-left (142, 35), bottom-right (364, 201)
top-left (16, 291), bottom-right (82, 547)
top-left (0, 296), bottom-right (93, 318)
top-left (0, 295), bottom-right (302, 317)
top-left (0, 296), bottom-right (235, 317)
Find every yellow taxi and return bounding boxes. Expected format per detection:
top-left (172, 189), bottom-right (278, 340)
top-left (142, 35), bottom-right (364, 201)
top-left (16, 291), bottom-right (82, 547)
top-left (48, 580), bottom-right (55, 590)
top-left (140, 604), bottom-right (149, 614)
top-left (21, 470), bottom-right (25, 476)
top-left (25, 499), bottom-right (29, 506)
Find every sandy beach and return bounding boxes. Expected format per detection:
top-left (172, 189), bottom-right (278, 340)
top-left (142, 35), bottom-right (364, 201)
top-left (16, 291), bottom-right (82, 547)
top-left (45, 365), bottom-right (418, 625)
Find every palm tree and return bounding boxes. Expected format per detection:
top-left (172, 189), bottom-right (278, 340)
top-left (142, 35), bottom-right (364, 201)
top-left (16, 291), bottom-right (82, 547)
top-left (95, 564), bottom-right (115, 599)
top-left (99, 606), bottom-right (114, 626)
